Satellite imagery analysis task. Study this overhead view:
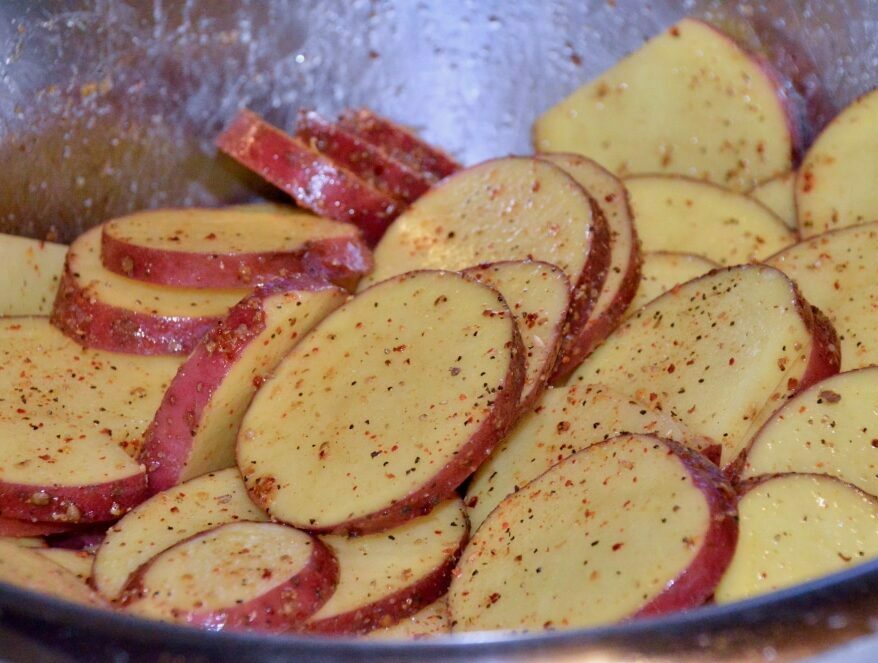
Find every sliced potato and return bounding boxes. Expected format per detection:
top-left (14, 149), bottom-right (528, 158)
top-left (237, 271), bottom-right (524, 534)
top-left (308, 499), bottom-right (467, 635)
top-left (364, 597), bottom-right (450, 640)
top-left (93, 468), bottom-right (267, 601)
top-left (796, 87), bottom-right (878, 237)
top-left (570, 265), bottom-right (840, 468)
top-left (36, 549), bottom-right (94, 582)
top-left (450, 434), bottom-right (737, 632)
top-left (533, 18), bottom-right (796, 191)
top-left (463, 261), bottom-right (570, 408)
top-left (466, 383), bottom-right (716, 531)
top-left (141, 279), bottom-right (347, 494)
top-left (122, 522), bottom-right (338, 632)
top-left (0, 234), bottom-right (66, 315)
top-left (624, 175), bottom-right (795, 265)
top-left (750, 172), bottom-right (797, 231)
top-left (538, 153), bottom-right (641, 381)
top-left (0, 516), bottom-right (71, 538)
top-left (627, 252), bottom-right (719, 313)
top-left (742, 368), bottom-right (878, 496)
top-left (715, 474), bottom-right (878, 603)
top-left (835, 284), bottom-right (878, 369)
top-left (1, 536), bottom-right (46, 548)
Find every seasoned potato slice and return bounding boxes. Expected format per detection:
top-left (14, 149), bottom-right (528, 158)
top-left (237, 271), bottom-right (524, 534)
top-left (627, 252), bottom-right (719, 313)
top-left (0, 234), bottom-right (66, 316)
top-left (36, 549), bottom-right (93, 582)
top-left (750, 172), bottom-right (797, 231)
top-left (364, 598), bottom-right (450, 640)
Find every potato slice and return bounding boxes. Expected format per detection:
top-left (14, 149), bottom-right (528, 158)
top-left (364, 597), bottom-right (450, 640)
top-left (624, 175), bottom-right (795, 265)
top-left (0, 318), bottom-right (180, 523)
top-left (533, 18), bottom-right (796, 191)
top-left (766, 222), bottom-right (878, 372)
top-left (37, 549), bottom-right (93, 582)
top-left (141, 279), bottom-right (346, 494)
top-left (338, 108), bottom-right (460, 183)
top-left (750, 172), bottom-right (797, 231)
top-left (450, 434), bottom-right (737, 631)
top-left (53, 225), bottom-right (249, 355)
top-left (741, 368), bottom-right (878, 496)
top-left (463, 261), bottom-right (570, 408)
top-left (570, 265), bottom-right (840, 469)
top-left (216, 109), bottom-right (400, 245)
top-left (627, 252), bottom-right (719, 314)
top-left (237, 271), bottom-right (524, 534)
top-left (0, 516), bottom-right (71, 538)
top-left (0, 540), bottom-right (107, 608)
top-left (796, 88), bottom-right (878, 238)
top-left (122, 522), bottom-right (338, 631)
top-left (93, 468), bottom-right (267, 601)
top-left (466, 383), bottom-right (717, 531)
top-left (1, 536), bottom-right (46, 548)
top-left (0, 233), bottom-right (66, 315)
top-left (538, 154), bottom-right (641, 381)
top-left (715, 474), bottom-right (878, 603)
top-left (308, 499), bottom-right (466, 635)
top-left (100, 204), bottom-right (372, 290)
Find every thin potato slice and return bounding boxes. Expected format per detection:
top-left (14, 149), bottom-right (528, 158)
top-left (715, 474), bottom-right (878, 603)
top-left (0, 233), bottom-right (66, 315)
top-left (533, 18), bottom-right (796, 191)
top-left (834, 284), bottom-right (878, 369)
top-left (624, 175), bottom-right (795, 265)
top-left (750, 172), bottom-right (797, 231)
top-left (0, 517), bottom-right (71, 538)
top-left (308, 499), bottom-right (466, 635)
top-left (466, 383), bottom-right (717, 531)
top-left (364, 597), bottom-right (450, 640)
top-left (237, 271), bottom-right (524, 534)
top-left (450, 434), bottom-right (737, 632)
top-left (122, 522), bottom-right (338, 632)
top-left (742, 368), bottom-right (878, 496)
top-left (36, 549), bottom-right (93, 582)
top-left (569, 266), bottom-right (840, 469)
top-left (627, 252), bottom-right (719, 314)
top-left (93, 468), bottom-right (268, 601)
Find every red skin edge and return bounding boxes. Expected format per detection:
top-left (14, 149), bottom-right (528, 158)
top-left (631, 437), bottom-right (739, 619)
top-left (121, 525), bottom-right (339, 633)
top-left (141, 277), bottom-right (341, 495)
top-left (338, 108), bottom-right (461, 182)
top-left (0, 515), bottom-right (72, 537)
top-left (51, 267), bottom-right (219, 356)
top-left (101, 226), bottom-right (373, 292)
top-left (296, 110), bottom-right (433, 205)
top-left (307, 529), bottom-right (468, 635)
top-left (0, 471), bottom-right (147, 524)
top-left (216, 109), bottom-right (400, 246)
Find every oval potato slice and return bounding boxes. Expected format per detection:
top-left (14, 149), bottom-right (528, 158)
top-left (237, 270), bottom-right (524, 534)
top-left (364, 597), bottom-right (450, 640)
top-left (749, 172), bottom-right (797, 231)
top-left (0, 233), bottom-right (66, 316)
top-left (450, 434), bottom-right (737, 632)
top-left (36, 548), bottom-right (94, 582)
top-left (624, 175), bottom-right (795, 265)
top-left (715, 474), bottom-right (878, 603)
top-left (626, 251), bottom-right (719, 314)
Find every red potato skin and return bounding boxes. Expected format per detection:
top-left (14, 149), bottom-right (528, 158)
top-left (0, 516), bottom-right (71, 537)
top-left (296, 110), bottom-right (433, 205)
top-left (101, 224), bottom-right (373, 291)
top-left (141, 277), bottom-right (344, 495)
top-left (337, 108), bottom-right (461, 182)
top-left (121, 525), bottom-right (339, 633)
top-left (46, 527), bottom-right (106, 552)
top-left (216, 109), bottom-right (400, 246)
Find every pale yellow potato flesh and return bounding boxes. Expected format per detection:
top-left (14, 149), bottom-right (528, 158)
top-left (0, 234), bottom-right (66, 315)
top-left (742, 368), bottom-right (878, 496)
top-left (1, 537), bottom-right (46, 548)
top-left (715, 474), bottom-right (878, 603)
top-left (0, 540), bottom-right (106, 608)
top-left (450, 435), bottom-right (710, 631)
top-left (177, 287), bottom-right (347, 483)
top-left (310, 499), bottom-right (466, 624)
top-left (466, 382), bottom-right (713, 531)
top-left (68, 226), bottom-right (248, 317)
top-left (93, 468), bottom-right (268, 600)
top-left (37, 549), bottom-right (94, 582)
top-left (624, 176), bottom-right (795, 265)
top-left (363, 157), bottom-right (596, 288)
top-left (238, 271), bottom-right (519, 530)
top-left (0, 318), bottom-right (180, 485)
top-left (125, 522), bottom-right (314, 620)
top-left (464, 261), bottom-right (570, 406)
top-left (364, 597), bottom-right (450, 640)
top-left (627, 252), bottom-right (719, 313)
top-left (104, 204), bottom-right (357, 253)
top-left (533, 18), bottom-right (793, 191)
top-left (765, 221), bottom-right (878, 372)
top-left (570, 266), bottom-right (815, 468)
top-left (797, 88), bottom-right (878, 237)
top-left (750, 172), bottom-right (797, 231)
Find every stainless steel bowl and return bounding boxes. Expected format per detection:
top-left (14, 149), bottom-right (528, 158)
top-left (3, 1), bottom-right (878, 660)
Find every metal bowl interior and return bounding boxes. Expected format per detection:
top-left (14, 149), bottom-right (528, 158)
top-left (2, 1), bottom-right (878, 660)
